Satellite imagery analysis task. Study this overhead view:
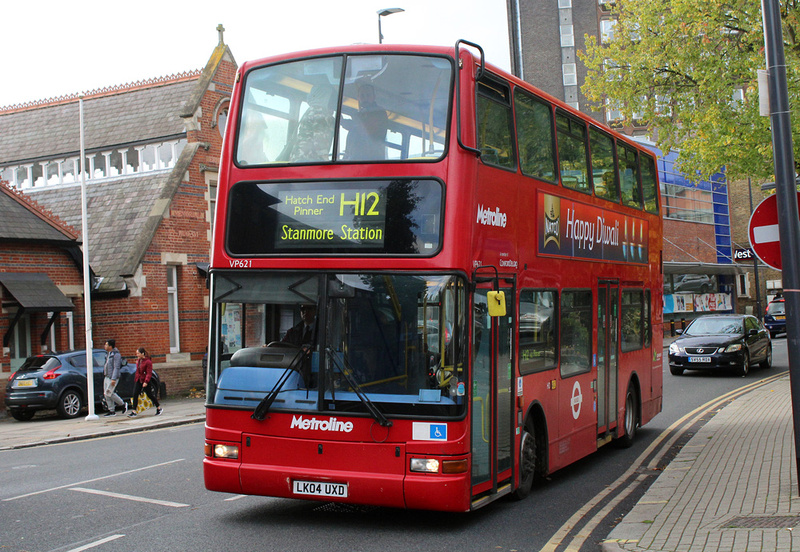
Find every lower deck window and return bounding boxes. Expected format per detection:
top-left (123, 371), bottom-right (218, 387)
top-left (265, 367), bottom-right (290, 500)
top-left (621, 289), bottom-right (644, 352)
top-left (560, 290), bottom-right (592, 377)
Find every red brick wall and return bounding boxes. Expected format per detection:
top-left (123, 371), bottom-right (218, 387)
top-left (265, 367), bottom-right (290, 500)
top-left (662, 219), bottom-right (718, 264)
top-left (92, 55), bottom-right (237, 367)
top-left (153, 362), bottom-right (205, 396)
top-left (1, 55), bottom-right (237, 412)
top-left (0, 243), bottom-right (85, 373)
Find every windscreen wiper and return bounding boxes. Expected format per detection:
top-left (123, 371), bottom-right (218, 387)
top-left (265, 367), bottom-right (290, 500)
top-left (326, 347), bottom-right (392, 428)
top-left (252, 349), bottom-right (305, 421)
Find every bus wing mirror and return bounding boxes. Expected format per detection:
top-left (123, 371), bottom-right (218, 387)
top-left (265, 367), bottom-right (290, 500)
top-left (487, 290), bottom-right (506, 317)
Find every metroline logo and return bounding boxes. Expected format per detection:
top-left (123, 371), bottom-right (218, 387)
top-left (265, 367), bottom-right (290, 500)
top-left (290, 415), bottom-right (354, 433)
top-left (477, 205), bottom-right (507, 228)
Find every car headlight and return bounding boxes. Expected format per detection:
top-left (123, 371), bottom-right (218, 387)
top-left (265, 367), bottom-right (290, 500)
top-left (669, 342), bottom-right (680, 354)
top-left (724, 344), bottom-right (743, 353)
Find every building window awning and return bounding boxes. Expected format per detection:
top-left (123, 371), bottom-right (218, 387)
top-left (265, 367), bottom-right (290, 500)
top-left (0, 273), bottom-right (75, 348)
top-left (663, 262), bottom-right (744, 276)
top-left (0, 273), bottom-right (75, 312)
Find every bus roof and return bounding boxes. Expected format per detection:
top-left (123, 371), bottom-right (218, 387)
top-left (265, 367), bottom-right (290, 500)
top-left (236, 42), bottom-right (653, 157)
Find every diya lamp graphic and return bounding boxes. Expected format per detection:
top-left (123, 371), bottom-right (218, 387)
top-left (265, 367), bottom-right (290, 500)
top-left (543, 195), bottom-right (561, 249)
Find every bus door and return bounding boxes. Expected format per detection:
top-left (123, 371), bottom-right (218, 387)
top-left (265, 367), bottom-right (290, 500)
top-left (471, 283), bottom-right (514, 504)
top-left (597, 280), bottom-right (619, 445)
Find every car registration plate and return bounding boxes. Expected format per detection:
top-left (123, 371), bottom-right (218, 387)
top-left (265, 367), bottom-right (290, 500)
top-left (13, 379), bottom-right (36, 388)
top-left (292, 480), bottom-right (348, 498)
top-left (775, 315), bottom-right (785, 320)
top-left (688, 356), bottom-right (711, 363)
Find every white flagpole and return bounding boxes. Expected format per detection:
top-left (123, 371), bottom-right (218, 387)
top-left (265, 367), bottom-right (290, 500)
top-left (80, 96), bottom-right (98, 421)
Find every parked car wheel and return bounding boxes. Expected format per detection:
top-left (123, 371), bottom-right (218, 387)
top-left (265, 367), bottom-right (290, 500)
top-left (760, 345), bottom-right (772, 370)
top-left (670, 366), bottom-right (684, 376)
top-left (736, 352), bottom-right (750, 378)
top-left (57, 389), bottom-right (84, 419)
top-left (11, 409), bottom-right (36, 421)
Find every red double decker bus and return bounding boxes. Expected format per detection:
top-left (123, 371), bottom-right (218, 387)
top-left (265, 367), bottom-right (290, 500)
top-left (203, 41), bottom-right (663, 512)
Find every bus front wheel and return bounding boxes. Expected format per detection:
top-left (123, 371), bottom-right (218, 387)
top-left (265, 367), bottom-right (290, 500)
top-left (513, 421), bottom-right (536, 500)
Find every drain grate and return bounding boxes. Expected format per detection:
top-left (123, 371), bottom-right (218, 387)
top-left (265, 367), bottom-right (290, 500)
top-left (723, 516), bottom-right (800, 529)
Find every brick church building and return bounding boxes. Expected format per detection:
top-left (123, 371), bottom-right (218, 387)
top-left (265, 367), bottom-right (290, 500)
top-left (0, 27), bottom-right (237, 405)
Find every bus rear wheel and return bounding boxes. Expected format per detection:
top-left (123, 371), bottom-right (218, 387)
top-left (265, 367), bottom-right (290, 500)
top-left (616, 385), bottom-right (638, 449)
top-left (513, 421), bottom-right (536, 500)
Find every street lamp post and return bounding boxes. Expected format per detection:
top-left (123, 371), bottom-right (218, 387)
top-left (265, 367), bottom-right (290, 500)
top-left (748, 177), bottom-right (764, 320)
top-left (377, 8), bottom-right (404, 44)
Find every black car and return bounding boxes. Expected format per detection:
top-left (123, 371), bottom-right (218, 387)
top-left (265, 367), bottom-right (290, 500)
top-left (4, 349), bottom-right (159, 421)
top-left (668, 314), bottom-right (771, 377)
top-left (764, 297), bottom-right (786, 338)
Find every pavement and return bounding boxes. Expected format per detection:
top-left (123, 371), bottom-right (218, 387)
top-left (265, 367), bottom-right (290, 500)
top-left (1, 341), bottom-right (798, 552)
top-left (0, 397), bottom-right (206, 450)
top-left (602, 371), bottom-right (799, 551)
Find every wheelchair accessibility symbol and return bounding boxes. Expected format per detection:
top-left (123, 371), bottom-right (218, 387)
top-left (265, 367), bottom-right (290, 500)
top-left (412, 422), bottom-right (448, 441)
top-left (430, 424), bottom-right (447, 440)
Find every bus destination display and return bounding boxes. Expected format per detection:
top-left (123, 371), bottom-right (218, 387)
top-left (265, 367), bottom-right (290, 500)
top-left (277, 189), bottom-right (385, 247)
top-left (226, 179), bottom-right (443, 255)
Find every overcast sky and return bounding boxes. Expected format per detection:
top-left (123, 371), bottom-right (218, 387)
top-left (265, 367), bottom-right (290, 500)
top-left (2, 0), bottom-right (511, 108)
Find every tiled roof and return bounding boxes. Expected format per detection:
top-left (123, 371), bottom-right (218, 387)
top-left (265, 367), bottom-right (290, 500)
top-left (0, 79), bottom-right (199, 163)
top-left (0, 183), bottom-right (79, 243)
top-left (24, 143), bottom-right (198, 292)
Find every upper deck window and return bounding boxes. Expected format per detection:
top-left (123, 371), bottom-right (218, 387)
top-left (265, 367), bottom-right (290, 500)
top-left (589, 127), bottom-right (618, 202)
top-left (556, 112), bottom-right (589, 193)
top-left (618, 141), bottom-right (642, 209)
top-left (477, 77), bottom-right (516, 170)
top-left (514, 91), bottom-right (557, 183)
top-left (236, 54), bottom-right (452, 166)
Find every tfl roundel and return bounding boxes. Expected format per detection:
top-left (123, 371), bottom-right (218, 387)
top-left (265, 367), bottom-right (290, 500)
top-left (747, 192), bottom-right (800, 271)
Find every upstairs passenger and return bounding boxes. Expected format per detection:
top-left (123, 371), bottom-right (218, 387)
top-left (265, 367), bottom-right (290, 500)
top-left (238, 111), bottom-right (270, 165)
top-left (343, 83), bottom-right (389, 161)
top-left (290, 84), bottom-right (335, 162)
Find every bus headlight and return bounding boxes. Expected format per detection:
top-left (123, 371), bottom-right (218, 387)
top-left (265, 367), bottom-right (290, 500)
top-left (410, 458), bottom-right (440, 473)
top-left (207, 443), bottom-right (239, 459)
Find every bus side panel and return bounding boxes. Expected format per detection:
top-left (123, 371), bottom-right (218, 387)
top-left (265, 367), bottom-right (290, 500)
top-left (645, 314), bottom-right (664, 425)
top-left (552, 372), bottom-right (597, 471)
top-left (404, 465), bottom-right (471, 512)
top-left (204, 458), bottom-right (243, 494)
top-left (204, 411), bottom-right (246, 494)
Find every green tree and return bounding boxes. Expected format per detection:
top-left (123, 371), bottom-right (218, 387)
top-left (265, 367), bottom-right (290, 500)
top-left (580, 0), bottom-right (800, 182)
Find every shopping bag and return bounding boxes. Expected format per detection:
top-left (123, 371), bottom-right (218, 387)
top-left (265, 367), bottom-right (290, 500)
top-left (136, 391), bottom-right (154, 413)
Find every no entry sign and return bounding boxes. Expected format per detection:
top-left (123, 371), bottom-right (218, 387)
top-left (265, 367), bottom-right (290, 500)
top-left (748, 192), bottom-right (800, 271)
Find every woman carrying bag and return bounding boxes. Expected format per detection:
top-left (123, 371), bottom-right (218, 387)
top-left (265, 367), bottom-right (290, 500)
top-left (128, 347), bottom-right (162, 417)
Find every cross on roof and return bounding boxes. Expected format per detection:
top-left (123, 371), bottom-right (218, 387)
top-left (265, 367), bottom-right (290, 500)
top-left (217, 24), bottom-right (225, 45)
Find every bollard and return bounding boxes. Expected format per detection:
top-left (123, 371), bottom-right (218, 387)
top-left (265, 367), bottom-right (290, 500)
top-left (670, 319), bottom-right (676, 336)
top-left (681, 317), bottom-right (686, 331)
